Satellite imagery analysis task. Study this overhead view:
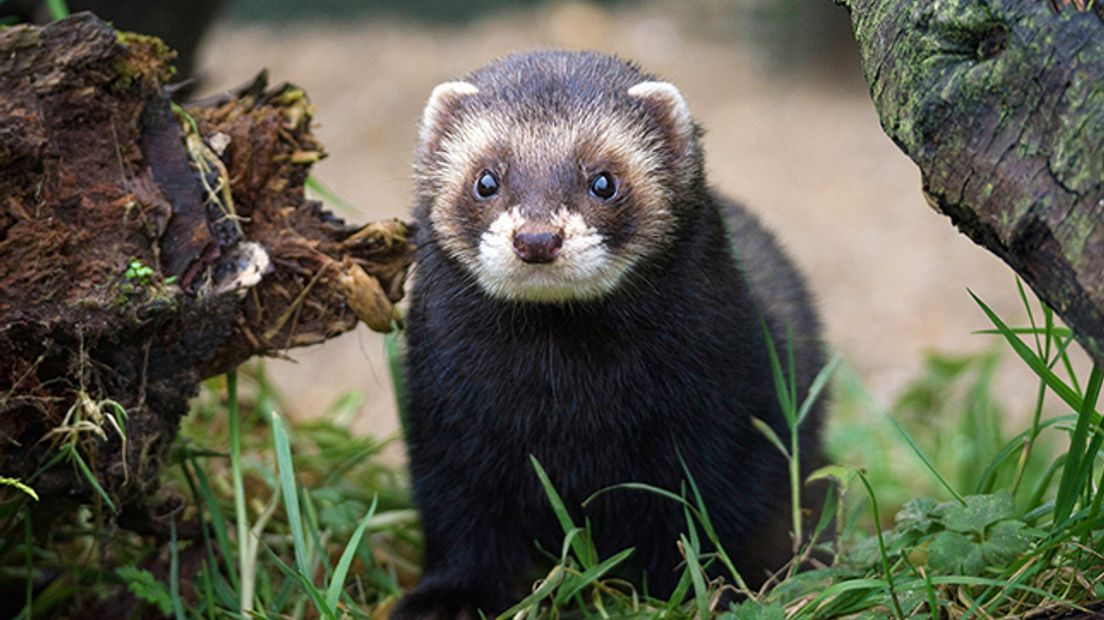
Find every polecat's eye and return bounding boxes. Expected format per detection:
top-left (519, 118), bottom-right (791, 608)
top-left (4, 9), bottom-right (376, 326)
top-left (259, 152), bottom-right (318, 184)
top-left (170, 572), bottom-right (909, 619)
top-left (474, 170), bottom-right (500, 199)
top-left (588, 172), bottom-right (617, 200)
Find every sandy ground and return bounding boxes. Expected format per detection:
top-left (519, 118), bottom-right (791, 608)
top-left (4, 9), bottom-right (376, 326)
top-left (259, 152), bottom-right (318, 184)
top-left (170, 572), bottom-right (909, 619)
top-left (195, 2), bottom-right (1080, 459)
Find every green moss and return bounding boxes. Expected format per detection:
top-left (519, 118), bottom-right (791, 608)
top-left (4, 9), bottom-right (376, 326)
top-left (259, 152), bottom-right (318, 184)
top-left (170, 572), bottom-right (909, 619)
top-left (111, 31), bottom-right (176, 92)
top-left (1050, 71), bottom-right (1104, 195)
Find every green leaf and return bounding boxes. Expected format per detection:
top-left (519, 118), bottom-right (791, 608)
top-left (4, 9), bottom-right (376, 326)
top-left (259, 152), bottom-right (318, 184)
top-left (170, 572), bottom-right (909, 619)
top-left (894, 497), bottom-right (940, 534)
top-left (979, 520), bottom-right (1033, 566)
top-left (721, 600), bottom-right (787, 620)
top-left (940, 493), bottom-right (1013, 534)
top-left (807, 463), bottom-right (857, 487)
top-left (927, 531), bottom-right (984, 575)
top-left (116, 566), bottom-right (172, 616)
top-left (797, 352), bottom-right (842, 426)
top-left (750, 416), bottom-right (789, 458)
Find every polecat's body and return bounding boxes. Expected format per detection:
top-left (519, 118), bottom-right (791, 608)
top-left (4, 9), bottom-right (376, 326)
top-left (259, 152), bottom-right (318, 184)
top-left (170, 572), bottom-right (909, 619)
top-left (397, 51), bottom-right (824, 619)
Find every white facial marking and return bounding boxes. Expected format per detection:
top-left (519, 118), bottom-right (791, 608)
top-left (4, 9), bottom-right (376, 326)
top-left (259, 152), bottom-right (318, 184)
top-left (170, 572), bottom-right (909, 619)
top-left (473, 208), bottom-right (632, 303)
top-left (627, 81), bottom-right (694, 146)
top-left (420, 81), bottom-right (479, 145)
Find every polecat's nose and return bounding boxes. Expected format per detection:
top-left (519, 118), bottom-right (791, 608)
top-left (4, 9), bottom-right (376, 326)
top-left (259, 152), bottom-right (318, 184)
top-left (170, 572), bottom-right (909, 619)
top-left (513, 227), bottom-right (564, 264)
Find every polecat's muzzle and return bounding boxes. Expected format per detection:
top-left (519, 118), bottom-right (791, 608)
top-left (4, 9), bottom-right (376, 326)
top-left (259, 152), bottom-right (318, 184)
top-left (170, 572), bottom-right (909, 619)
top-left (513, 227), bottom-right (564, 264)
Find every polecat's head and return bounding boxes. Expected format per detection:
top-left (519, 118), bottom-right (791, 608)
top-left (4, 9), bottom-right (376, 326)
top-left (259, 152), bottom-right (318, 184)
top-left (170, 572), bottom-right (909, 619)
top-left (415, 51), bottom-right (702, 303)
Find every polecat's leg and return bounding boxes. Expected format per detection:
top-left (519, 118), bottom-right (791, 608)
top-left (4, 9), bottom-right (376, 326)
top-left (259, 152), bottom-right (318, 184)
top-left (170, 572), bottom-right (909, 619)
top-left (391, 521), bottom-right (526, 620)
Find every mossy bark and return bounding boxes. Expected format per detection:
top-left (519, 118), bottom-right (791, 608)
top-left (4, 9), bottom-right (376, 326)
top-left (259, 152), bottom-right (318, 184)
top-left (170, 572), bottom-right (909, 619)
top-left (0, 13), bottom-right (414, 529)
top-left (839, 0), bottom-right (1104, 367)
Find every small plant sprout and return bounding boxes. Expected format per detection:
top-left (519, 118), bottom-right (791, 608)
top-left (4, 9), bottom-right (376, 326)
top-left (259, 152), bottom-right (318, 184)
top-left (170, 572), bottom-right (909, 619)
top-left (0, 477), bottom-right (39, 501)
top-left (42, 389), bottom-right (129, 512)
top-left (124, 258), bottom-right (154, 284)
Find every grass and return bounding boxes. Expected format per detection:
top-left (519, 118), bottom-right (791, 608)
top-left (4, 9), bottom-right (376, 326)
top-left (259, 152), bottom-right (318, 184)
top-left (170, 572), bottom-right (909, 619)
top-left (0, 281), bottom-right (1101, 618)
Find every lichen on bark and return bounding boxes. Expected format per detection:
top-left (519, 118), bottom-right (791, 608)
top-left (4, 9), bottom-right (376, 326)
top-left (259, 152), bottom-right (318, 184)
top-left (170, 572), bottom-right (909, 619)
top-left (838, 0), bottom-right (1104, 366)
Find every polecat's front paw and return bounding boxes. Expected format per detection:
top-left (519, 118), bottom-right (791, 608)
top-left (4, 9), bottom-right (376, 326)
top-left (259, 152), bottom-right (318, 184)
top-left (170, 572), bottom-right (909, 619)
top-left (389, 585), bottom-right (487, 620)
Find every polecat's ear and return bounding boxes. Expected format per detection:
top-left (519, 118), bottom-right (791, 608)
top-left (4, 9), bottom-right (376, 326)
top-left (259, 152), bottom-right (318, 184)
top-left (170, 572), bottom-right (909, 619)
top-left (628, 81), bottom-right (695, 155)
top-left (420, 81), bottom-right (479, 147)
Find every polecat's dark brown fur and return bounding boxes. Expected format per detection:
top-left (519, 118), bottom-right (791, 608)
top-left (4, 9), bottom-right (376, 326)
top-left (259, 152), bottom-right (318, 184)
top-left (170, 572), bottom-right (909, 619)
top-left (395, 50), bottom-right (825, 619)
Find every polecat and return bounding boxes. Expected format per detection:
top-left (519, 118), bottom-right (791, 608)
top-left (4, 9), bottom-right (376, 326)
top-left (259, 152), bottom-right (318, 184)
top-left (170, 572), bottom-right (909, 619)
top-left (395, 50), bottom-right (825, 619)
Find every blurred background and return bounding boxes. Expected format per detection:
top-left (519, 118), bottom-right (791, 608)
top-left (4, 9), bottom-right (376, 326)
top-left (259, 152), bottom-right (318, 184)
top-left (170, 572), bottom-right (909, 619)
top-left (5, 0), bottom-right (1078, 465)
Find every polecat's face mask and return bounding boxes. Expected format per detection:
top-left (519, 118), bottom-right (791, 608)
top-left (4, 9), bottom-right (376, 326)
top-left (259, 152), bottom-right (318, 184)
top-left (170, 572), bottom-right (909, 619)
top-left (415, 64), bottom-right (699, 304)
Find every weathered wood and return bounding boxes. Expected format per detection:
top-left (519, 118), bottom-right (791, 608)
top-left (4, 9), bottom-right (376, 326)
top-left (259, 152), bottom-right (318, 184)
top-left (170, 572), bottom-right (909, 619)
top-left (0, 13), bottom-right (415, 527)
top-left (838, 0), bottom-right (1104, 367)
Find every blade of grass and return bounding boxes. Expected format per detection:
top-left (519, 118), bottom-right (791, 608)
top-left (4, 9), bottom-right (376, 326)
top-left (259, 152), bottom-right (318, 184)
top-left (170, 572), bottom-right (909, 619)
top-left (761, 320), bottom-right (794, 421)
top-left (787, 325), bottom-right (798, 420)
top-left (585, 482), bottom-right (694, 509)
top-left (496, 565), bottom-right (565, 620)
top-left (811, 478), bottom-right (839, 544)
top-left (751, 417), bottom-right (789, 458)
top-left (272, 411), bottom-right (311, 577)
top-left (303, 491), bottom-right (332, 585)
top-left (797, 353), bottom-right (842, 426)
top-left (264, 545), bottom-right (336, 620)
top-left (305, 176), bottom-right (357, 214)
top-left (856, 470), bottom-right (904, 619)
top-left (679, 534), bottom-right (710, 620)
top-left (530, 455), bottom-right (595, 568)
top-left (676, 453), bottom-right (753, 596)
top-left (665, 567), bottom-right (694, 613)
top-left (187, 457), bottom-right (240, 591)
top-left (554, 547), bottom-right (634, 605)
top-left (227, 370), bottom-right (251, 613)
top-left (922, 568), bottom-right (939, 619)
top-left (1054, 367), bottom-right (1102, 524)
top-left (926, 575), bottom-right (1081, 608)
top-left (790, 578), bottom-right (892, 619)
top-left (44, 0), bottom-right (68, 19)
top-left (178, 462), bottom-right (219, 619)
top-left (170, 517), bottom-right (186, 620)
top-left (1015, 277), bottom-right (1043, 357)
top-left (385, 329), bottom-right (409, 431)
top-left (325, 496), bottom-right (379, 610)
top-left (888, 416), bottom-right (965, 504)
top-left (24, 507), bottom-right (32, 618)
top-left (71, 450), bottom-right (117, 513)
top-left (972, 327), bottom-right (1072, 337)
top-left (970, 291), bottom-right (1095, 418)
top-left (975, 414), bottom-right (1074, 496)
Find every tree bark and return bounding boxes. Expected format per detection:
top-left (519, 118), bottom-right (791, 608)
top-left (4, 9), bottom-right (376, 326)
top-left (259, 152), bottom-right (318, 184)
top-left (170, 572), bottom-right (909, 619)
top-left (838, 0), bottom-right (1104, 367)
top-left (0, 13), bottom-right (414, 527)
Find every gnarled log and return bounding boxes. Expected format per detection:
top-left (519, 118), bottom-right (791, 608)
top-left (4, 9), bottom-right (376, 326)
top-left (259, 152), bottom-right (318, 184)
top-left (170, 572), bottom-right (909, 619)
top-left (838, 0), bottom-right (1104, 366)
top-left (0, 13), bottom-right (414, 526)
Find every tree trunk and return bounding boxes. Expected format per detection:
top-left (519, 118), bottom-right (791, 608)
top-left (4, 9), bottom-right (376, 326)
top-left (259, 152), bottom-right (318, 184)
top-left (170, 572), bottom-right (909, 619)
top-left (837, 0), bottom-right (1104, 367)
top-left (0, 13), bottom-right (415, 528)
